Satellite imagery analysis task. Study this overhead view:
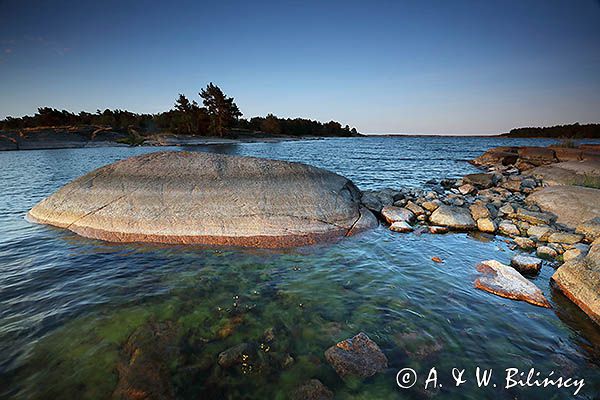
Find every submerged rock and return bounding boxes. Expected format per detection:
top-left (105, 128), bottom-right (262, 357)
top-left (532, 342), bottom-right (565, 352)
top-left (218, 343), bottom-right (255, 368)
top-left (474, 260), bottom-right (551, 308)
top-left (113, 322), bottom-right (177, 400)
top-left (324, 332), bottom-right (388, 379)
top-left (429, 205), bottom-right (475, 230)
top-left (552, 240), bottom-right (600, 326)
top-left (28, 151), bottom-right (376, 248)
top-left (291, 379), bottom-right (333, 400)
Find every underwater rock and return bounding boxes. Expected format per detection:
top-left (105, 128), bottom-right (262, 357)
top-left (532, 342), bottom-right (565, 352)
top-left (28, 151), bottom-right (376, 248)
top-left (112, 321), bottom-right (178, 400)
top-left (291, 379), bottom-right (334, 400)
top-left (217, 343), bottom-right (255, 368)
top-left (324, 332), bottom-right (388, 379)
top-left (474, 260), bottom-right (551, 308)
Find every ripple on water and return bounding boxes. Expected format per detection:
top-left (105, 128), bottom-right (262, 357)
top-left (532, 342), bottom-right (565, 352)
top-left (0, 137), bottom-right (599, 399)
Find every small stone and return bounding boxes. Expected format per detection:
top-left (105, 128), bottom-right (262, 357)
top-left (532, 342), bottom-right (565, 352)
top-left (537, 245), bottom-right (558, 259)
top-left (405, 201), bottom-right (425, 216)
top-left (500, 180), bottom-right (522, 192)
top-left (547, 232), bottom-right (584, 245)
top-left (429, 226), bottom-right (449, 234)
top-left (514, 237), bottom-right (536, 250)
top-left (324, 332), bottom-right (388, 379)
top-left (527, 225), bottom-right (553, 242)
top-left (463, 173), bottom-right (497, 189)
top-left (477, 218), bottom-right (496, 233)
top-left (511, 254), bottom-right (542, 275)
top-left (422, 201), bottom-right (439, 212)
top-left (390, 221), bottom-right (413, 233)
top-left (469, 202), bottom-right (491, 220)
top-left (380, 205), bottom-right (415, 224)
top-left (499, 203), bottom-right (514, 216)
top-left (499, 221), bottom-right (520, 236)
top-left (458, 183), bottom-right (475, 195)
top-left (431, 256), bottom-right (443, 263)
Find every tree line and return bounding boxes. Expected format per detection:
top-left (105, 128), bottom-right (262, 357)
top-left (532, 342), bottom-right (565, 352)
top-left (0, 83), bottom-right (358, 137)
top-left (502, 123), bottom-right (600, 138)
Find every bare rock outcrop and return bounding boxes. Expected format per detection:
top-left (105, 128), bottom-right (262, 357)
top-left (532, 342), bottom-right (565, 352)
top-left (28, 151), bottom-right (376, 247)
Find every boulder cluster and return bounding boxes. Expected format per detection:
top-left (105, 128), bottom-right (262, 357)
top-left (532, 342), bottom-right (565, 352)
top-left (362, 144), bottom-right (600, 321)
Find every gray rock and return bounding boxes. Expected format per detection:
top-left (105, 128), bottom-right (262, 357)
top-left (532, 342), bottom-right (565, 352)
top-left (324, 332), bottom-right (388, 379)
top-left (537, 245), bottom-right (558, 259)
top-left (513, 208), bottom-right (556, 226)
top-left (527, 225), bottom-right (553, 241)
top-left (499, 221), bottom-right (520, 236)
top-left (547, 232), bottom-right (583, 245)
top-left (463, 173), bottom-right (497, 189)
top-left (28, 151), bottom-right (376, 248)
top-left (511, 254), bottom-right (542, 274)
top-left (380, 206), bottom-right (415, 224)
top-left (429, 205), bottom-right (476, 230)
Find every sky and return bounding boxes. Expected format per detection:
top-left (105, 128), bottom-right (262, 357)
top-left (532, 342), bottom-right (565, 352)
top-left (0, 0), bottom-right (599, 135)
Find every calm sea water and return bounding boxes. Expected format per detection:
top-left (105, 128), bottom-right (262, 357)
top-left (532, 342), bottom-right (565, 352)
top-left (0, 136), bottom-right (599, 399)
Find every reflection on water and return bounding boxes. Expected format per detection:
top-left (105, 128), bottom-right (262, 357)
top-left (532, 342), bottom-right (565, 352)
top-left (0, 136), bottom-right (599, 399)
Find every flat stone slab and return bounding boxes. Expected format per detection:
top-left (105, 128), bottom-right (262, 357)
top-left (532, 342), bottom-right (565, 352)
top-left (28, 151), bottom-right (377, 248)
top-left (475, 260), bottom-right (551, 308)
top-left (526, 186), bottom-right (600, 230)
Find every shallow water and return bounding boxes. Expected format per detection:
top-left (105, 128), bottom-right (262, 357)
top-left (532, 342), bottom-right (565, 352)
top-left (0, 136), bottom-right (599, 399)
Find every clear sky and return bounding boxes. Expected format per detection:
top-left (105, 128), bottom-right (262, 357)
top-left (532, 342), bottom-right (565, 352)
top-left (1, 0), bottom-right (599, 135)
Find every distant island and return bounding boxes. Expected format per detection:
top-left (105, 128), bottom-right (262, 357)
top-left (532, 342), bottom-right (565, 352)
top-left (0, 83), bottom-right (360, 151)
top-left (502, 123), bottom-right (600, 138)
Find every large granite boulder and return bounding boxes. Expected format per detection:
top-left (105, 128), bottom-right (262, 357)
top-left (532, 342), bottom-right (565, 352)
top-left (552, 240), bottom-right (600, 326)
top-left (28, 151), bottom-right (376, 248)
top-left (526, 186), bottom-right (600, 229)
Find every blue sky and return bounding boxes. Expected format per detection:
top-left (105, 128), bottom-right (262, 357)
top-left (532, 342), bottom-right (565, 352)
top-left (1, 0), bottom-right (599, 134)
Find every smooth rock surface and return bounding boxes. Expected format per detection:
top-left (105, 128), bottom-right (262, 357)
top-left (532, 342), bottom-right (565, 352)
top-left (324, 332), bottom-right (388, 379)
top-left (28, 151), bottom-right (377, 248)
top-left (552, 240), bottom-right (600, 326)
top-left (380, 206), bottom-right (415, 224)
top-left (474, 260), bottom-right (551, 308)
top-left (429, 205), bottom-right (475, 230)
top-left (526, 186), bottom-right (600, 229)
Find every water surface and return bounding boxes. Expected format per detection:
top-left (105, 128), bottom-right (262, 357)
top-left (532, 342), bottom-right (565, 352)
top-left (1, 136), bottom-right (599, 399)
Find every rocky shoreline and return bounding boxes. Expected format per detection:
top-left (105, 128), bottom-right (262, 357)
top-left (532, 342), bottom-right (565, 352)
top-left (360, 143), bottom-right (600, 324)
top-left (0, 125), bottom-right (324, 151)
